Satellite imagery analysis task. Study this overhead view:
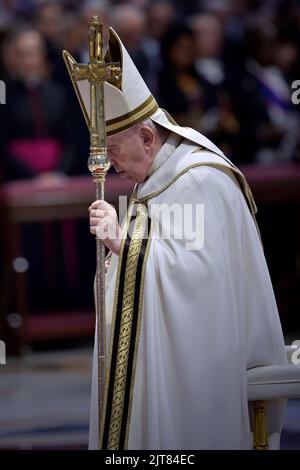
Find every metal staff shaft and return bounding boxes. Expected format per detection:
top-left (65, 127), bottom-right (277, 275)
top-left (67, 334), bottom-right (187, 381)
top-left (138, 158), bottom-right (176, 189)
top-left (95, 78), bottom-right (107, 439)
top-left (88, 137), bottom-right (108, 445)
top-left (88, 23), bottom-right (108, 445)
top-left (95, 181), bottom-right (106, 437)
top-left (63, 15), bottom-right (121, 448)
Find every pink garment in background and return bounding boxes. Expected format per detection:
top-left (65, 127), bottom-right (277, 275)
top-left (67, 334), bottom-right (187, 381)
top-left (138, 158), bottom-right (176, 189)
top-left (9, 138), bottom-right (63, 173)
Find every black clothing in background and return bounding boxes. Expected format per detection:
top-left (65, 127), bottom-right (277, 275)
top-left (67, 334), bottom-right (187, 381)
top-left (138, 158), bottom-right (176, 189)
top-left (0, 78), bottom-right (78, 181)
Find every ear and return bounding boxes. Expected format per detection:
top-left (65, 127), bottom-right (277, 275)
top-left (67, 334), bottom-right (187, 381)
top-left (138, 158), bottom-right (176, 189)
top-left (138, 125), bottom-right (155, 148)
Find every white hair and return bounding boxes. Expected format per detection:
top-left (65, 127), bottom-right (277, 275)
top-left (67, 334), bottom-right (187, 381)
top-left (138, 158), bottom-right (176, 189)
top-left (110, 118), bottom-right (169, 143)
top-left (136, 118), bottom-right (170, 142)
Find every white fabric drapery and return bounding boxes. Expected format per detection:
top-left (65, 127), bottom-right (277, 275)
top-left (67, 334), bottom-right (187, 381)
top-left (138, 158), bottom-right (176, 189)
top-left (89, 137), bottom-right (286, 450)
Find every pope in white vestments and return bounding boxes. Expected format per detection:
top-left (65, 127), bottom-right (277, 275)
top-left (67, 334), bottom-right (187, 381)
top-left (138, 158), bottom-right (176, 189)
top-left (65, 27), bottom-right (287, 450)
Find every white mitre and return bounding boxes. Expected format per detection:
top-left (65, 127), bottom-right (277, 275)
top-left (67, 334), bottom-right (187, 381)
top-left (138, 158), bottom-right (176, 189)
top-left (63, 27), bottom-right (224, 157)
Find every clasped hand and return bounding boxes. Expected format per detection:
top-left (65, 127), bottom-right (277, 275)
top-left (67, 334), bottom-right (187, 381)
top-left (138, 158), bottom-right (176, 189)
top-left (89, 200), bottom-right (121, 255)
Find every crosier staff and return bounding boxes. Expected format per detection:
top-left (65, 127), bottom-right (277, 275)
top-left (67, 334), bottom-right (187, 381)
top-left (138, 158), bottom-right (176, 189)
top-left (62, 16), bottom-right (121, 447)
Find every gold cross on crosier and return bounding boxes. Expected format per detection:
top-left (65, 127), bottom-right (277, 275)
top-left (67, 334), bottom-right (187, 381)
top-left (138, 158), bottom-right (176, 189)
top-left (64, 16), bottom-right (121, 179)
top-left (72, 59), bottom-right (121, 85)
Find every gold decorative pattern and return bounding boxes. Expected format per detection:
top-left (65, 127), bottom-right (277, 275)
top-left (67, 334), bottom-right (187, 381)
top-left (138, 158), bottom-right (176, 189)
top-left (107, 203), bottom-right (148, 449)
top-left (106, 96), bottom-right (159, 136)
top-left (191, 145), bottom-right (241, 173)
top-left (99, 194), bottom-right (136, 448)
top-left (252, 400), bottom-right (268, 450)
top-left (137, 162), bottom-right (258, 219)
top-left (125, 219), bottom-right (153, 448)
top-left (99, 195), bottom-right (151, 450)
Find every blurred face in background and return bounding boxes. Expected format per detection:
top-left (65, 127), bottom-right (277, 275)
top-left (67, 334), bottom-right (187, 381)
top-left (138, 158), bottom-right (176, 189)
top-left (192, 14), bottom-right (223, 59)
top-left (111, 6), bottom-right (146, 52)
top-left (1, 35), bottom-right (17, 77)
top-left (168, 33), bottom-right (195, 70)
top-left (34, 2), bottom-right (65, 46)
top-left (275, 41), bottom-right (299, 75)
top-left (147, 3), bottom-right (175, 41)
top-left (247, 28), bottom-right (277, 67)
top-left (13, 30), bottom-right (47, 83)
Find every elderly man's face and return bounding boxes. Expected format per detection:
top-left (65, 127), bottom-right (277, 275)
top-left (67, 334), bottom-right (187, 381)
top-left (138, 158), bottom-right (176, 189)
top-left (107, 125), bottom-right (157, 183)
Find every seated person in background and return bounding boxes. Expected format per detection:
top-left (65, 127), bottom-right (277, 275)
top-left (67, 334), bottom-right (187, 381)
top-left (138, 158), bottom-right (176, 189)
top-left (158, 23), bottom-right (217, 133)
top-left (0, 27), bottom-right (77, 183)
top-left (0, 27), bottom-right (92, 314)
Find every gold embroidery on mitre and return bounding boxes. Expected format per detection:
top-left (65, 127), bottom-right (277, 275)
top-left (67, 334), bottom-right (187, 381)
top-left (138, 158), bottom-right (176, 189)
top-left (106, 95), bottom-right (159, 136)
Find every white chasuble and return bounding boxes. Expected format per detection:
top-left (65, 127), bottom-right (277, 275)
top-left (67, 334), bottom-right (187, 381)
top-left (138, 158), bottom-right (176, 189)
top-left (89, 136), bottom-right (286, 450)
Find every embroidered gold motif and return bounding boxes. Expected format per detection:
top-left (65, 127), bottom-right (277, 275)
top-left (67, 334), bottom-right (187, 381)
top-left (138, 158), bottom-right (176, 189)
top-left (99, 195), bottom-right (136, 449)
top-left (137, 162), bottom-right (257, 217)
top-left (106, 203), bottom-right (148, 449)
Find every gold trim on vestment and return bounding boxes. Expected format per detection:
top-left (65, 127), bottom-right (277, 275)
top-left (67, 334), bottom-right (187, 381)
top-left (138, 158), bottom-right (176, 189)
top-left (100, 196), bottom-right (151, 450)
top-left (99, 194), bottom-right (136, 448)
top-left (137, 162), bottom-right (258, 218)
top-left (137, 161), bottom-right (261, 246)
top-left (124, 218), bottom-right (153, 449)
top-left (191, 145), bottom-right (242, 173)
top-left (107, 203), bottom-right (149, 449)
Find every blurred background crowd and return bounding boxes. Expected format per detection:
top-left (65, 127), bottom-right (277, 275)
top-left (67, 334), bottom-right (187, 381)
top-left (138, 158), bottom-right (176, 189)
top-left (0, 0), bottom-right (300, 341)
top-left (1, 0), bottom-right (300, 180)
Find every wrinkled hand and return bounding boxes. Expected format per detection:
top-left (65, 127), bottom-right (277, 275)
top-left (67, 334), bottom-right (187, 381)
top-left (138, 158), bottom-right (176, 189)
top-left (89, 200), bottom-right (121, 255)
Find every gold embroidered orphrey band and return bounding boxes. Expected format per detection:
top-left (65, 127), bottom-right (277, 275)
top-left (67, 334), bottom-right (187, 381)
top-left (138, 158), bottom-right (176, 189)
top-left (100, 201), bottom-right (152, 450)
